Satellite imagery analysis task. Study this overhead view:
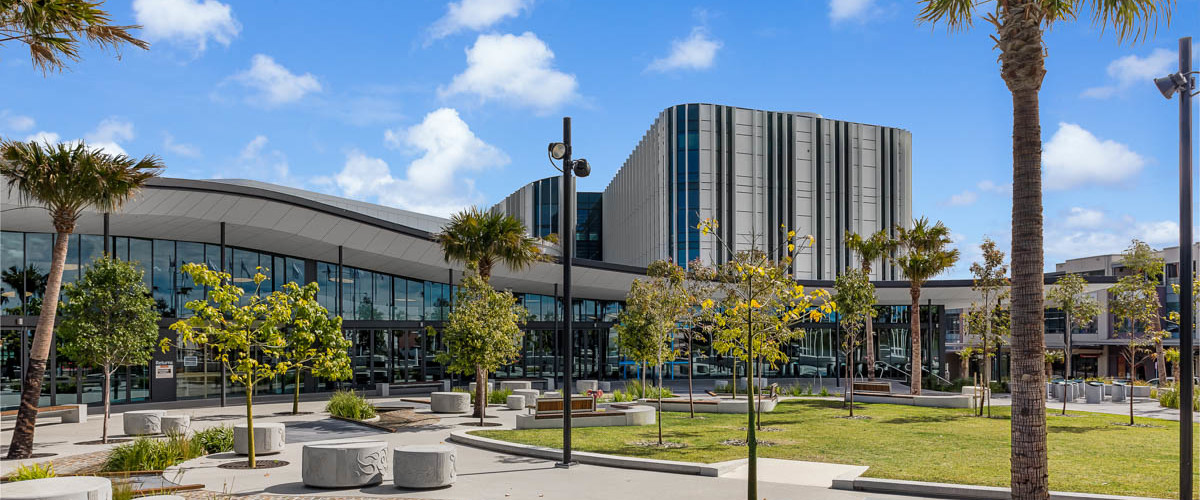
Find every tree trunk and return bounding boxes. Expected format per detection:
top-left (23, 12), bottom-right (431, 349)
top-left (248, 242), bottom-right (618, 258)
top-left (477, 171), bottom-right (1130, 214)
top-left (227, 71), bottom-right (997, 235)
top-left (102, 367), bottom-right (112, 444)
top-left (1000, 2), bottom-right (1049, 495)
top-left (6, 228), bottom-right (71, 459)
top-left (657, 353), bottom-right (664, 445)
top-left (293, 367), bottom-right (302, 415)
top-left (980, 342), bottom-right (990, 417)
top-left (246, 387), bottom-right (257, 468)
top-left (865, 320), bottom-right (876, 381)
top-left (474, 366), bottom-right (487, 424)
top-left (687, 341), bottom-right (695, 418)
top-left (730, 358), bottom-right (737, 400)
top-left (1155, 340), bottom-right (1166, 386)
top-left (909, 285), bottom-right (922, 395)
top-left (745, 287), bottom-right (756, 500)
top-left (845, 348), bottom-right (854, 417)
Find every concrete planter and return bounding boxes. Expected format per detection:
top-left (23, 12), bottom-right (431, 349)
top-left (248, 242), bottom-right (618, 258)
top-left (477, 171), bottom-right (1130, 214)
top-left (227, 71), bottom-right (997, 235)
top-left (302, 441), bottom-right (388, 488)
top-left (576, 380), bottom-right (599, 393)
top-left (513, 389), bottom-right (540, 408)
top-left (506, 395), bottom-right (525, 410)
top-left (429, 392), bottom-right (471, 413)
top-left (161, 415), bottom-right (191, 435)
top-left (1132, 385), bottom-right (1151, 398)
top-left (233, 422), bottom-right (285, 455)
top-left (498, 380), bottom-right (532, 391)
top-left (1084, 383), bottom-right (1103, 404)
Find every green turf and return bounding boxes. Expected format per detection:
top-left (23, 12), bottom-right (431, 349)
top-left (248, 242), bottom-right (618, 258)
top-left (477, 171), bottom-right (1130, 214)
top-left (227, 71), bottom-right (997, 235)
top-left (476, 399), bottom-right (1198, 498)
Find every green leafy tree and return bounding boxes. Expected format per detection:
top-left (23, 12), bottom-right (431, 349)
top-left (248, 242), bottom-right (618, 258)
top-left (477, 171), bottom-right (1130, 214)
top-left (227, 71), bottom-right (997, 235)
top-left (170, 263), bottom-right (295, 468)
top-left (277, 281), bottom-right (352, 415)
top-left (436, 207), bottom-right (541, 281)
top-left (1, 265), bottom-right (47, 316)
top-left (1, 139), bottom-right (162, 460)
top-left (616, 260), bottom-right (686, 444)
top-left (1047, 272), bottom-right (1101, 415)
top-left (1109, 240), bottom-right (1166, 425)
top-left (916, 2), bottom-right (1170, 495)
top-left (968, 237), bottom-right (1009, 416)
top-left (699, 218), bottom-right (833, 500)
top-left (845, 229), bottom-right (897, 380)
top-left (1, 0), bottom-right (149, 73)
top-left (832, 268), bottom-right (874, 417)
top-left (436, 274), bottom-right (526, 424)
top-left (58, 257), bottom-right (163, 443)
top-left (959, 345), bottom-right (979, 381)
top-left (892, 217), bottom-right (959, 395)
top-left (680, 258), bottom-right (719, 418)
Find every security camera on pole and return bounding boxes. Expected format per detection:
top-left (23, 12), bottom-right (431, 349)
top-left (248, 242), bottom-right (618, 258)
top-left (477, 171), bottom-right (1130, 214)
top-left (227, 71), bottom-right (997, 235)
top-left (548, 117), bottom-right (590, 468)
top-left (1153, 36), bottom-right (1195, 500)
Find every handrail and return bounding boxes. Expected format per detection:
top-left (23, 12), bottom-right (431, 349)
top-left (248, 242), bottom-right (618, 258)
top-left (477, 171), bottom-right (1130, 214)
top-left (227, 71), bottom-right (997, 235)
top-left (875, 361), bottom-right (954, 386)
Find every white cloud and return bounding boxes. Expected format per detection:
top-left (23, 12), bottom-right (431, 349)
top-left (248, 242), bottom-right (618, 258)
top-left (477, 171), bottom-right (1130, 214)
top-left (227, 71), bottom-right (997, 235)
top-left (332, 108), bottom-right (508, 216)
top-left (1, 110), bottom-right (34, 132)
top-left (977, 180), bottom-right (1012, 196)
top-left (83, 118), bottom-right (134, 156)
top-left (1136, 220), bottom-right (1178, 245)
top-left (163, 133), bottom-right (200, 157)
top-left (1043, 122), bottom-right (1145, 190)
top-left (23, 131), bottom-right (60, 144)
top-left (1082, 48), bottom-right (1175, 99)
top-left (647, 27), bottom-right (722, 73)
top-left (230, 135), bottom-right (293, 185)
top-left (428, 0), bottom-right (531, 40)
top-left (440, 32), bottom-right (578, 113)
top-left (241, 135), bottom-right (268, 160)
top-left (944, 190), bottom-right (978, 206)
top-left (230, 54), bottom-right (322, 106)
top-left (1064, 207), bottom-right (1105, 229)
top-left (133, 0), bottom-right (239, 52)
top-left (830, 0), bottom-right (874, 22)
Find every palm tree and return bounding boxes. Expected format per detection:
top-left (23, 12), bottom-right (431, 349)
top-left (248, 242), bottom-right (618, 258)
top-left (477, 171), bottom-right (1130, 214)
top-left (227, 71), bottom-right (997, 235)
top-left (892, 217), bottom-right (958, 396)
top-left (845, 230), bottom-right (897, 380)
top-left (915, 3), bottom-right (1169, 497)
top-left (1, 0), bottom-right (150, 73)
top-left (1, 140), bottom-right (162, 459)
top-left (435, 207), bottom-right (540, 417)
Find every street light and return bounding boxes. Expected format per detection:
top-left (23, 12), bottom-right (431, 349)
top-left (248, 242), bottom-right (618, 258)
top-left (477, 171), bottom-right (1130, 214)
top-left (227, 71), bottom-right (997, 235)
top-left (548, 117), bottom-right (589, 468)
top-left (1154, 36), bottom-right (1195, 500)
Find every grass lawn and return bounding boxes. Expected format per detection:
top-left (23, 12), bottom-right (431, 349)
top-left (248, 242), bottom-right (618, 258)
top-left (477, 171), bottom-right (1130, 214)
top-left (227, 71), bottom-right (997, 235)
top-left (476, 399), bottom-right (1198, 498)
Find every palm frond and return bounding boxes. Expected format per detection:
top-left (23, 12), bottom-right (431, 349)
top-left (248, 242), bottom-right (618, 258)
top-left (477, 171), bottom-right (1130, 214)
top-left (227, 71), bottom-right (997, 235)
top-left (917, 0), bottom-right (982, 30)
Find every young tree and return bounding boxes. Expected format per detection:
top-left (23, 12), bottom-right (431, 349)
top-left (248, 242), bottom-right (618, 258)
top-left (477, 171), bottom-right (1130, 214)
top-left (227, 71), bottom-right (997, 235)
top-left (1046, 272), bottom-right (1101, 416)
top-left (171, 263), bottom-right (295, 468)
top-left (681, 258), bottom-right (720, 417)
top-left (892, 217), bottom-right (959, 395)
top-left (915, 2), bottom-right (1170, 495)
top-left (1, 0), bottom-right (149, 74)
top-left (959, 346), bottom-right (979, 381)
top-left (1109, 240), bottom-right (1166, 425)
top-left (616, 260), bottom-right (685, 444)
top-left (436, 275), bottom-right (526, 425)
top-left (1, 140), bottom-right (162, 459)
top-left (966, 302), bottom-right (1009, 416)
top-left (277, 281), bottom-right (352, 415)
top-left (967, 237), bottom-right (1009, 415)
top-left (58, 257), bottom-right (163, 443)
top-left (845, 229), bottom-right (897, 380)
top-left (833, 268), bottom-right (874, 417)
top-left (436, 207), bottom-right (541, 282)
top-left (700, 218), bottom-right (833, 500)
top-left (1044, 350), bottom-right (1064, 379)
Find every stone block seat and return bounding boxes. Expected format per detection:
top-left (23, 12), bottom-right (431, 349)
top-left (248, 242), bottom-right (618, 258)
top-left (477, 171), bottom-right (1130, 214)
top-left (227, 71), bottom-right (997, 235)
top-left (233, 422), bottom-right (285, 455)
top-left (162, 415), bottom-right (190, 435)
top-left (3, 476), bottom-right (111, 500)
top-left (302, 441), bottom-right (388, 488)
top-left (123, 410), bottom-right (165, 436)
top-left (429, 392), bottom-right (471, 413)
top-left (515, 398), bottom-right (655, 429)
top-left (498, 380), bottom-right (532, 391)
top-left (393, 444), bottom-right (456, 489)
top-left (506, 395), bottom-right (525, 410)
top-left (512, 389), bottom-right (540, 408)
top-left (0, 404), bottom-right (87, 424)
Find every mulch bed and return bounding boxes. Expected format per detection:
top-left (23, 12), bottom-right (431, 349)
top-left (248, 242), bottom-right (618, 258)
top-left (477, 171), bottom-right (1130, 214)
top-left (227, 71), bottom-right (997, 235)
top-left (720, 439), bottom-right (779, 447)
top-left (76, 438), bottom-right (133, 445)
top-left (835, 416), bottom-right (873, 420)
top-left (218, 459), bottom-right (289, 470)
top-left (458, 422), bottom-right (503, 427)
top-left (0, 452), bottom-right (55, 461)
top-left (373, 409), bottom-right (441, 431)
top-left (628, 440), bottom-right (687, 449)
top-left (0, 449), bottom-right (109, 478)
top-left (738, 426), bottom-right (784, 432)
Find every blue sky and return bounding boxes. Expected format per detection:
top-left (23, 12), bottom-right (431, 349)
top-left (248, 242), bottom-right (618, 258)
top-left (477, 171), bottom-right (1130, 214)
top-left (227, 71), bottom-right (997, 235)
top-left (2, 0), bottom-right (1197, 277)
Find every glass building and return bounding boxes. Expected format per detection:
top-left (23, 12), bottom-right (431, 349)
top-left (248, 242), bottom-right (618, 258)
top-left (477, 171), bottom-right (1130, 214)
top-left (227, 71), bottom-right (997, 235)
top-left (491, 176), bottom-right (603, 261)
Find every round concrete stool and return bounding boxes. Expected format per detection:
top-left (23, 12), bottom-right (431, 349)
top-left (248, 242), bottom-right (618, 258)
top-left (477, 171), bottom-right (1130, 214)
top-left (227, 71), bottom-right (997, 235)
top-left (467, 381), bottom-right (492, 394)
top-left (513, 389), bottom-right (540, 408)
top-left (302, 441), bottom-right (388, 488)
top-left (429, 392), bottom-right (470, 413)
top-left (506, 394), bottom-right (525, 410)
top-left (161, 415), bottom-right (190, 435)
top-left (233, 422), bottom-right (286, 455)
top-left (3, 476), bottom-right (112, 500)
top-left (576, 380), bottom-right (598, 394)
top-left (122, 410), bottom-right (165, 436)
top-left (499, 380), bottom-right (531, 391)
top-left (393, 444), bottom-right (456, 489)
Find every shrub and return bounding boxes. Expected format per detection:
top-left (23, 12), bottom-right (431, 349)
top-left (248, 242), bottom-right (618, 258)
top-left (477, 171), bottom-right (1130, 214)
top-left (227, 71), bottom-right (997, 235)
top-left (624, 381), bottom-right (675, 400)
top-left (325, 390), bottom-right (377, 420)
top-left (819, 387), bottom-right (830, 397)
top-left (192, 425), bottom-right (234, 454)
top-left (103, 434), bottom-right (203, 472)
top-left (1157, 384), bottom-right (1199, 410)
top-left (782, 383), bottom-right (817, 397)
top-left (10, 462), bottom-right (55, 481)
top-left (488, 387), bottom-right (513, 405)
top-left (608, 389), bottom-right (635, 402)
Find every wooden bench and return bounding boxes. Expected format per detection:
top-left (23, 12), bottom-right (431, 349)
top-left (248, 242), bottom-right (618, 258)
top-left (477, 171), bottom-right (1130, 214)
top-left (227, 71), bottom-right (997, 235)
top-left (853, 382), bottom-right (892, 393)
top-left (0, 404), bottom-right (86, 423)
top-left (534, 397), bottom-right (598, 419)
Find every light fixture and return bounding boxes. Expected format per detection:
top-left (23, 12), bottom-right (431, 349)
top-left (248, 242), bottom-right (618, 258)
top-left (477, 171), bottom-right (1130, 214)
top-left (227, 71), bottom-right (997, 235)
top-left (571, 158), bottom-right (591, 177)
top-left (1155, 71), bottom-right (1197, 99)
top-left (548, 142), bottom-right (567, 160)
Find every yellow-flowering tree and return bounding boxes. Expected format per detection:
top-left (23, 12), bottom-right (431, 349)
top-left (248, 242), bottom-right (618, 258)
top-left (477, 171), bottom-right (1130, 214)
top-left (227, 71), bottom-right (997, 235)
top-left (698, 218), bottom-right (833, 500)
top-left (170, 263), bottom-right (295, 468)
top-left (277, 282), bottom-right (352, 415)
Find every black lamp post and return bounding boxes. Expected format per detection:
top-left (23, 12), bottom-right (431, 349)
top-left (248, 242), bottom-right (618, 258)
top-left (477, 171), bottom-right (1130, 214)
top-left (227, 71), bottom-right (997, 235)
top-left (1153, 35), bottom-right (1195, 500)
top-left (548, 117), bottom-right (590, 467)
